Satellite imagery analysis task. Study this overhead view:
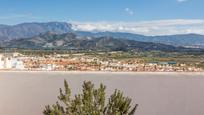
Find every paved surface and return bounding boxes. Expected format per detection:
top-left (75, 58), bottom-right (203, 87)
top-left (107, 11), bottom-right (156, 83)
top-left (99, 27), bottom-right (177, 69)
top-left (0, 72), bottom-right (204, 115)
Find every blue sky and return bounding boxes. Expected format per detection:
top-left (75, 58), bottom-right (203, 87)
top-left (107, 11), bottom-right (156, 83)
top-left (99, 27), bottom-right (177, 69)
top-left (0, 0), bottom-right (203, 35)
top-left (0, 0), bottom-right (203, 24)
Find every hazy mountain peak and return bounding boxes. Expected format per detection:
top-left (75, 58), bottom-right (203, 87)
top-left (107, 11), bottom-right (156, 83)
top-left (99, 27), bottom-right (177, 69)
top-left (0, 22), bottom-right (73, 40)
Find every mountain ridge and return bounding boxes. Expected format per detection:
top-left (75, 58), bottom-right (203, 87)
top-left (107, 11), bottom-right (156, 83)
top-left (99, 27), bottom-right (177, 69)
top-left (2, 32), bottom-right (202, 52)
top-left (0, 22), bottom-right (72, 41)
top-left (0, 22), bottom-right (204, 48)
top-left (76, 31), bottom-right (204, 48)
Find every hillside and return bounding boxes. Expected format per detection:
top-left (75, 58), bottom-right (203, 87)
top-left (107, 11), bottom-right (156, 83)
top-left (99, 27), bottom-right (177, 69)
top-left (0, 22), bottom-right (72, 41)
top-left (0, 22), bottom-right (204, 48)
top-left (76, 31), bottom-right (204, 48)
top-left (2, 32), bottom-right (199, 52)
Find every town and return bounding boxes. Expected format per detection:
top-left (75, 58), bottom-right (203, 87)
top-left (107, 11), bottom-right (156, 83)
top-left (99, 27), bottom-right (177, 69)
top-left (0, 52), bottom-right (203, 72)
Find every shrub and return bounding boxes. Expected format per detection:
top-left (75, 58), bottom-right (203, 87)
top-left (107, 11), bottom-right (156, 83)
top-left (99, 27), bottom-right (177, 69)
top-left (43, 80), bottom-right (138, 115)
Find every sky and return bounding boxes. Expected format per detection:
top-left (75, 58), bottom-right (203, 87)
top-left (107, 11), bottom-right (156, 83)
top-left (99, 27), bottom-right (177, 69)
top-left (0, 0), bottom-right (203, 35)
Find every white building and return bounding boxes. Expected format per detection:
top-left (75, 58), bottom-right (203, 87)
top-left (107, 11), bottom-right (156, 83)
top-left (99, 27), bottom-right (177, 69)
top-left (5, 57), bottom-right (13, 69)
top-left (0, 53), bottom-right (25, 70)
top-left (41, 64), bottom-right (56, 71)
top-left (11, 58), bottom-right (25, 70)
top-left (0, 54), bottom-right (4, 69)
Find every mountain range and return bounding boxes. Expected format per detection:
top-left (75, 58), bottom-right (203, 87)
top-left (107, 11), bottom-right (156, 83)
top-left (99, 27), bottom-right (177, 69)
top-left (0, 22), bottom-right (72, 41)
top-left (76, 31), bottom-right (204, 48)
top-left (2, 32), bottom-right (202, 52)
top-left (0, 22), bottom-right (204, 50)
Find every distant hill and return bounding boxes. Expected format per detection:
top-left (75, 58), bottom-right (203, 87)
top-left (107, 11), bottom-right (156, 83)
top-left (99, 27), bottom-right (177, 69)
top-left (0, 22), bottom-right (204, 49)
top-left (0, 22), bottom-right (72, 41)
top-left (76, 31), bottom-right (204, 48)
top-left (2, 32), bottom-right (200, 52)
top-left (150, 34), bottom-right (204, 48)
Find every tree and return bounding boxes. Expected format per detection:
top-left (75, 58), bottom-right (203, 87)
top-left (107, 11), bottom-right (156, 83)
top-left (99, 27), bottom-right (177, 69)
top-left (43, 80), bottom-right (138, 115)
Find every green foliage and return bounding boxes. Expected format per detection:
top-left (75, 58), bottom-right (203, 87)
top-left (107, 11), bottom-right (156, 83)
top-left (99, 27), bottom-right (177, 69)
top-left (43, 80), bottom-right (138, 115)
top-left (197, 63), bottom-right (204, 69)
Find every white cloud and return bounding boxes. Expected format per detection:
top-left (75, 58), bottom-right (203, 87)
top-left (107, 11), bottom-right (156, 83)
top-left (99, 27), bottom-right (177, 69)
top-left (177, 0), bottom-right (188, 3)
top-left (125, 8), bottom-right (134, 15)
top-left (71, 19), bottom-right (204, 36)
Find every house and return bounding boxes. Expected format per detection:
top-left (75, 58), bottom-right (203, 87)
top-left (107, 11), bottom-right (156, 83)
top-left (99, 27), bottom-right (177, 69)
top-left (0, 53), bottom-right (25, 70)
